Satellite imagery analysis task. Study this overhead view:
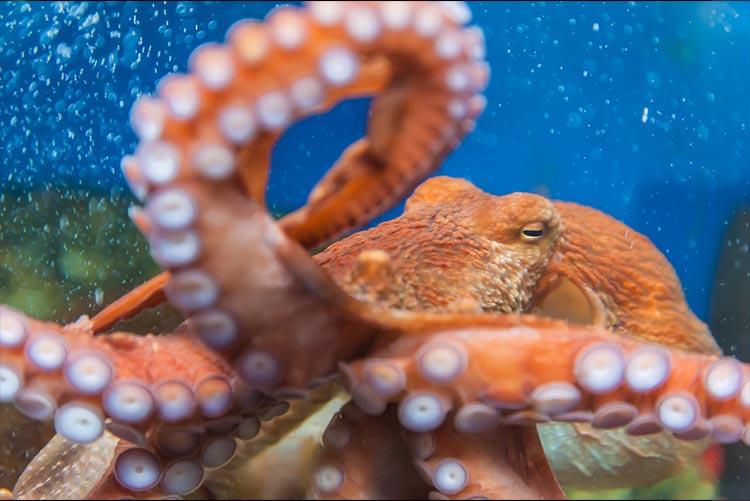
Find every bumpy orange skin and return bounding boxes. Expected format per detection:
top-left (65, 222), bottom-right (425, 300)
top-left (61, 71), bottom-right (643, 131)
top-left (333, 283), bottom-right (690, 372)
top-left (97, 176), bottom-right (719, 360)
top-left (315, 177), bottom-right (561, 315)
top-left (316, 175), bottom-right (719, 357)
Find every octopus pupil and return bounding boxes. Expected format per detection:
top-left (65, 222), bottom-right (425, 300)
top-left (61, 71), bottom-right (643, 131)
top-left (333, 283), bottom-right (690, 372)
top-left (523, 229), bottom-right (543, 237)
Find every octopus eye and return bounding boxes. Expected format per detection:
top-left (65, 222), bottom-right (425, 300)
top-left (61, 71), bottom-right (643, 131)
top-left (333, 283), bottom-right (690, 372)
top-left (520, 222), bottom-right (546, 243)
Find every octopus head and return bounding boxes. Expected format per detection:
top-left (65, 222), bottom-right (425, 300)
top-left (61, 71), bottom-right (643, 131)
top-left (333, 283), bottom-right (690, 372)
top-left (471, 190), bottom-right (562, 312)
top-left (474, 190), bottom-right (561, 261)
top-left (405, 177), bottom-right (562, 313)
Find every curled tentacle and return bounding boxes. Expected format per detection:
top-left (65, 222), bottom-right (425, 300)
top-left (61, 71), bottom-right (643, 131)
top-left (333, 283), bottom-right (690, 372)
top-left (339, 316), bottom-right (750, 446)
top-left (121, 1), bottom-right (488, 393)
top-left (272, 2), bottom-right (488, 249)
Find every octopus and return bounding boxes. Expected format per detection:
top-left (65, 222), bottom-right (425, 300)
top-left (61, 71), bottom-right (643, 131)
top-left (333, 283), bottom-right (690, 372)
top-left (0, 1), bottom-right (748, 500)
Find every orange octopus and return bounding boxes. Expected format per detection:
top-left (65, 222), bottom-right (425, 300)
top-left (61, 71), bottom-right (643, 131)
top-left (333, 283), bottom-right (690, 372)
top-left (313, 175), bottom-right (725, 494)
top-left (1, 2), bottom-right (748, 500)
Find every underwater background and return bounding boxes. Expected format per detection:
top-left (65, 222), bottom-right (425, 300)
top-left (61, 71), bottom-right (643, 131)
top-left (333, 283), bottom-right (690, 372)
top-left (0, 1), bottom-right (748, 499)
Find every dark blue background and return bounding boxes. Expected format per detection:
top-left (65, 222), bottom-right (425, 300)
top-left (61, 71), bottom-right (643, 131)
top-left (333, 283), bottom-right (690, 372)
top-left (1, 1), bottom-right (749, 322)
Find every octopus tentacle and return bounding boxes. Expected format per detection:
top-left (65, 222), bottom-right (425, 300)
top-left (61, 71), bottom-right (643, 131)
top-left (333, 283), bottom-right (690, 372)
top-left (1, 306), bottom-right (240, 439)
top-left (0, 306), bottom-right (287, 497)
top-left (314, 401), bottom-right (565, 500)
top-left (139, 182), bottom-right (380, 390)
top-left (311, 403), bottom-right (431, 500)
top-left (100, 1), bottom-right (476, 328)
top-left (15, 406), bottom-right (269, 499)
top-left (410, 424), bottom-right (565, 500)
top-left (274, 2), bottom-right (488, 249)
top-left (89, 271), bottom-right (169, 334)
top-left (338, 319), bottom-right (750, 446)
top-left (85, 419), bottom-right (243, 499)
top-left (122, 1), bottom-right (487, 392)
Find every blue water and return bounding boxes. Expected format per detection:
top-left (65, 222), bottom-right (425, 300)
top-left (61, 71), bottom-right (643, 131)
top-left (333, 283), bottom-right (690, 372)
top-left (1, 1), bottom-right (749, 326)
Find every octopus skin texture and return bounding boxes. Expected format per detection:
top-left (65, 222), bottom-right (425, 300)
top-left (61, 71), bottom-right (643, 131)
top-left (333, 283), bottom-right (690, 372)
top-left (0, 1), bottom-right (748, 500)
